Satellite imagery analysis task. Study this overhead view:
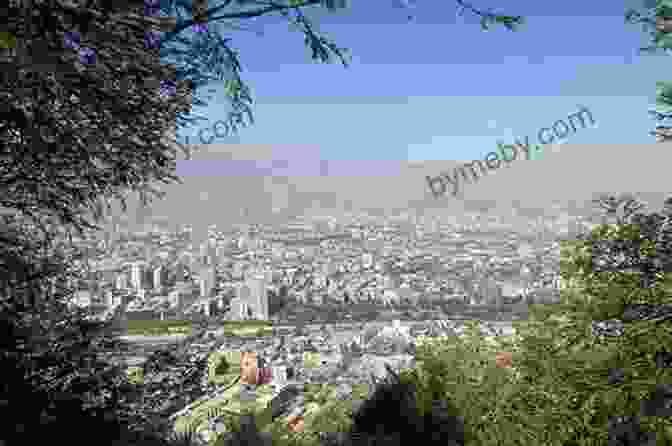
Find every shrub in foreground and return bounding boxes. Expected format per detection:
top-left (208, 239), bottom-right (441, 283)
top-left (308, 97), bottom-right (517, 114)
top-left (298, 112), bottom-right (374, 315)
top-left (213, 363), bottom-right (466, 446)
top-left (345, 364), bottom-right (466, 446)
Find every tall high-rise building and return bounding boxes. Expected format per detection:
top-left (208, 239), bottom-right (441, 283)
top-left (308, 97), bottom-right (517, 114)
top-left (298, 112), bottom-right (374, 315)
top-left (229, 297), bottom-right (249, 320)
top-left (237, 236), bottom-right (246, 250)
top-left (216, 245), bottom-right (227, 264)
top-left (199, 242), bottom-right (209, 265)
top-left (208, 242), bottom-right (217, 266)
top-left (169, 283), bottom-right (194, 309)
top-left (174, 262), bottom-right (189, 282)
top-left (237, 282), bottom-right (250, 302)
top-left (115, 271), bottom-right (128, 291)
top-left (142, 267), bottom-right (154, 290)
top-left (199, 239), bottom-right (217, 266)
top-left (105, 289), bottom-right (125, 308)
top-left (130, 262), bottom-right (144, 291)
top-left (199, 265), bottom-right (216, 298)
top-left (247, 272), bottom-right (269, 320)
top-left (232, 261), bottom-right (244, 279)
top-left (153, 265), bottom-right (166, 290)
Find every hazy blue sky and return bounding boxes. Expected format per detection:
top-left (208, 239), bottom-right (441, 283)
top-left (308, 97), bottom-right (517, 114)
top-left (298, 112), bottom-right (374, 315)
top-left (170, 0), bottom-right (660, 172)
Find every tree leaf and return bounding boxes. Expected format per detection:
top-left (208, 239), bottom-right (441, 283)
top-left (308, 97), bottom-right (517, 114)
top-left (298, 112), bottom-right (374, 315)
top-left (0, 31), bottom-right (17, 49)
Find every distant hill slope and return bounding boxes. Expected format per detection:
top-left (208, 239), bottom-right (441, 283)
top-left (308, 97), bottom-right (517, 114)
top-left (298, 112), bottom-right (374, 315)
top-left (98, 143), bottom-right (671, 234)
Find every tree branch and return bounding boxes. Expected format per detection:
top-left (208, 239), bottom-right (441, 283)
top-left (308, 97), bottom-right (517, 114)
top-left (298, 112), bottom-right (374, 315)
top-left (55, 0), bottom-right (178, 32)
top-left (454, 0), bottom-right (524, 30)
top-left (165, 0), bottom-right (322, 40)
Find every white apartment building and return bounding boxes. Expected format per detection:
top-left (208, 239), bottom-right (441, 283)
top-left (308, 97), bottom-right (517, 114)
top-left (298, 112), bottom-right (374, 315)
top-left (153, 265), bottom-right (165, 290)
top-left (130, 261), bottom-right (147, 291)
top-left (247, 272), bottom-right (269, 320)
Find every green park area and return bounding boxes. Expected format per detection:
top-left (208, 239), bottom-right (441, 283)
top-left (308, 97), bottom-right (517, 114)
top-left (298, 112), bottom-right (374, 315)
top-left (220, 324), bottom-right (274, 338)
top-left (124, 319), bottom-right (195, 336)
top-left (124, 319), bottom-right (274, 337)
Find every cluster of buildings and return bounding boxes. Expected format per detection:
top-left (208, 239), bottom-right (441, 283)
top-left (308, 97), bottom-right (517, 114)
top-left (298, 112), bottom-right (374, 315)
top-left (64, 208), bottom-right (586, 323)
top-left (67, 225), bottom-right (273, 321)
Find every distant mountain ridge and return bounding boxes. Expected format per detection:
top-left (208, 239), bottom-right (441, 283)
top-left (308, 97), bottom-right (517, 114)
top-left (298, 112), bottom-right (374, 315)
top-left (100, 143), bottom-right (671, 234)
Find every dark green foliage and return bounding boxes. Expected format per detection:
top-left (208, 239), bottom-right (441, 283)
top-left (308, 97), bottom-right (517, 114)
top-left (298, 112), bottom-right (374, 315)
top-left (607, 416), bottom-right (657, 446)
top-left (349, 366), bottom-right (422, 439)
top-left (216, 414), bottom-right (274, 446)
top-left (505, 193), bottom-right (672, 445)
top-left (270, 385), bottom-right (303, 421)
top-left (0, 227), bottom-right (143, 445)
top-left (345, 364), bottom-right (465, 446)
top-left (1, 1), bottom-right (225, 445)
top-left (625, 1), bottom-right (664, 139)
top-left (144, 348), bottom-right (182, 375)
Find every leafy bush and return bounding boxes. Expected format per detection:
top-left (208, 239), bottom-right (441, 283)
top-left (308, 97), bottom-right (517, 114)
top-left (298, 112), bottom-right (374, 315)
top-left (255, 328), bottom-right (273, 337)
top-left (302, 352), bottom-right (322, 369)
top-left (207, 351), bottom-right (242, 386)
top-left (399, 323), bottom-right (529, 446)
top-left (126, 366), bottom-right (145, 386)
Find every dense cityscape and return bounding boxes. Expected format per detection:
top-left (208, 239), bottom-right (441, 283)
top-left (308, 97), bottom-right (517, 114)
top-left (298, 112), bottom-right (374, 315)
top-left (65, 207), bottom-right (592, 326)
